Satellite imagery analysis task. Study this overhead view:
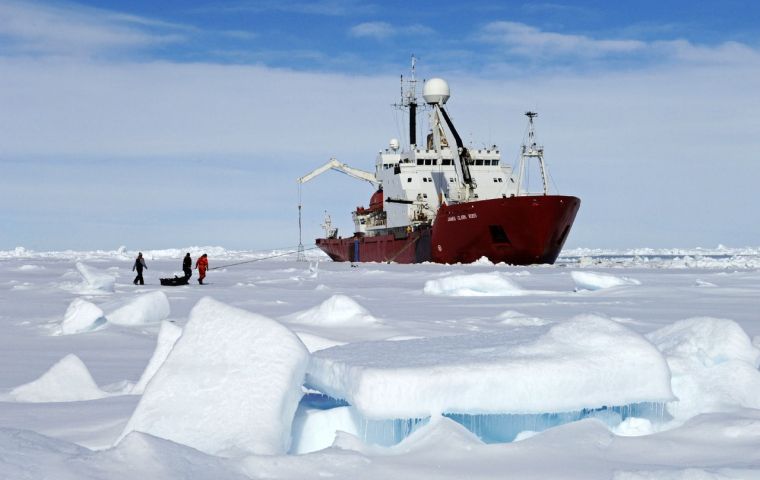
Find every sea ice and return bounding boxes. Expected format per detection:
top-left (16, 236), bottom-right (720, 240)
top-left (287, 294), bottom-right (379, 326)
top-left (9, 354), bottom-right (108, 403)
top-left (118, 297), bottom-right (309, 456)
top-left (131, 320), bottom-right (183, 394)
top-left (423, 272), bottom-right (525, 296)
top-left (571, 271), bottom-right (641, 291)
top-left (75, 262), bottom-right (115, 293)
top-left (307, 315), bottom-right (673, 420)
top-left (60, 298), bottom-right (106, 335)
top-left (106, 291), bottom-right (170, 326)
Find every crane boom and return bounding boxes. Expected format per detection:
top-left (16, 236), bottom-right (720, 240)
top-left (297, 158), bottom-right (378, 186)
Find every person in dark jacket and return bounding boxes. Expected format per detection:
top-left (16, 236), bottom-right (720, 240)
top-left (182, 253), bottom-right (192, 279)
top-left (132, 252), bottom-right (147, 285)
top-left (195, 253), bottom-right (209, 285)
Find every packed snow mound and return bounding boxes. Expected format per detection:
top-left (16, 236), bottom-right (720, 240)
top-left (571, 271), bottom-right (641, 291)
top-left (288, 294), bottom-right (379, 326)
top-left (16, 264), bottom-right (44, 271)
top-left (119, 297), bottom-right (309, 457)
top-left (106, 291), bottom-right (170, 326)
top-left (307, 315), bottom-right (673, 419)
top-left (75, 262), bottom-right (115, 293)
top-left (9, 354), bottom-right (107, 403)
top-left (60, 298), bottom-right (106, 335)
top-left (498, 310), bottom-right (549, 326)
top-left (647, 317), bottom-right (760, 368)
top-left (393, 415), bottom-right (484, 452)
top-left (647, 318), bottom-right (760, 420)
top-left (423, 272), bottom-right (525, 296)
top-left (131, 321), bottom-right (183, 394)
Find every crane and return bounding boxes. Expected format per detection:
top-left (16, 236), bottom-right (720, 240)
top-left (297, 158), bottom-right (379, 186)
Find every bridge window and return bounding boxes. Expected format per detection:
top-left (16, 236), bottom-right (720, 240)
top-left (425, 159), bottom-right (432, 165)
top-left (475, 159), bottom-right (483, 166)
top-left (407, 177), bottom-right (412, 182)
top-left (417, 159), bottom-right (424, 165)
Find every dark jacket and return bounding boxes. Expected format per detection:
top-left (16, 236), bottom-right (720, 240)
top-left (183, 256), bottom-right (192, 270)
top-left (133, 257), bottom-right (147, 272)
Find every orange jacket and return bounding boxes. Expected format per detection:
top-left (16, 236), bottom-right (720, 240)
top-left (195, 256), bottom-right (208, 272)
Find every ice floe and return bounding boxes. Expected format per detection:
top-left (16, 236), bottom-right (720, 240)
top-left (118, 297), bottom-right (309, 456)
top-left (106, 291), bottom-right (170, 326)
top-left (307, 315), bottom-right (673, 423)
top-left (9, 354), bottom-right (108, 403)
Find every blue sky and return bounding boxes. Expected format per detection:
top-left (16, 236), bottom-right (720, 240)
top-left (1, 0), bottom-right (759, 251)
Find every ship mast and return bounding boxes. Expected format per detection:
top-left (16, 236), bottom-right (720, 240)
top-left (397, 55), bottom-right (419, 148)
top-left (517, 111), bottom-right (549, 196)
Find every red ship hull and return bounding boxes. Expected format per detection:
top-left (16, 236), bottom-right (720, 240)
top-left (316, 195), bottom-right (580, 265)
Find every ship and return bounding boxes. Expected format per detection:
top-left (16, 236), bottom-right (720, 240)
top-left (298, 61), bottom-right (580, 265)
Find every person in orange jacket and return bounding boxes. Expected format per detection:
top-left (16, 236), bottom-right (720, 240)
top-left (195, 253), bottom-right (209, 285)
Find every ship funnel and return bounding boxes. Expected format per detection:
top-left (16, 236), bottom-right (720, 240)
top-left (422, 78), bottom-right (450, 105)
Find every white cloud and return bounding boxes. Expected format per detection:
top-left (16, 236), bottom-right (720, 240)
top-left (480, 21), bottom-right (645, 57)
top-left (478, 21), bottom-right (760, 66)
top-left (349, 21), bottom-right (394, 39)
top-left (349, 21), bottom-right (434, 40)
top-left (0, 0), bottom-right (185, 57)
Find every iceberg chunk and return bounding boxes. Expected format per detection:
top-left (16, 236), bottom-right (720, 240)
top-left (118, 297), bottom-right (309, 457)
top-left (60, 298), bottom-right (106, 335)
top-left (131, 320), bottom-right (183, 394)
top-left (106, 291), bottom-right (170, 326)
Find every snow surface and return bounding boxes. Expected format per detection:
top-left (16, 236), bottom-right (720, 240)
top-left (1, 247), bottom-right (760, 478)
top-left (118, 297), bottom-right (309, 456)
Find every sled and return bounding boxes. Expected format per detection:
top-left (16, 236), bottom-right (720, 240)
top-left (160, 275), bottom-right (190, 286)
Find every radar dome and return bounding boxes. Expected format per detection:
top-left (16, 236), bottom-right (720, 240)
top-left (389, 138), bottom-right (400, 150)
top-left (423, 78), bottom-right (450, 105)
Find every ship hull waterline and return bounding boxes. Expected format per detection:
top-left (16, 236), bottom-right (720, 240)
top-left (315, 195), bottom-right (580, 265)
